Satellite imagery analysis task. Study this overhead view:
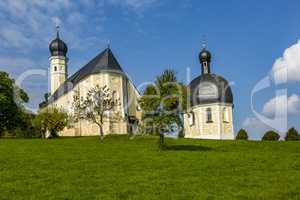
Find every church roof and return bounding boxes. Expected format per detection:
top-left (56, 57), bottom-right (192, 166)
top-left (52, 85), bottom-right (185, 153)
top-left (189, 73), bottom-right (233, 106)
top-left (48, 48), bottom-right (125, 103)
top-left (68, 47), bottom-right (124, 84)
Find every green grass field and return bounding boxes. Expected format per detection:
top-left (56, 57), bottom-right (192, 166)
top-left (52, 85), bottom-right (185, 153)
top-left (0, 136), bottom-right (300, 200)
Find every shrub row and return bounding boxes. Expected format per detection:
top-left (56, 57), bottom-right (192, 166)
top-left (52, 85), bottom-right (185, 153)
top-left (236, 128), bottom-right (300, 141)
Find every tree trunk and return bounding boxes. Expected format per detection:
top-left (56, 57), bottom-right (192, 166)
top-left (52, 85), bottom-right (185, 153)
top-left (159, 133), bottom-right (165, 149)
top-left (99, 125), bottom-right (104, 141)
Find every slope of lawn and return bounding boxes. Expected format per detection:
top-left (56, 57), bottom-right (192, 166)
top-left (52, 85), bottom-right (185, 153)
top-left (0, 136), bottom-right (300, 200)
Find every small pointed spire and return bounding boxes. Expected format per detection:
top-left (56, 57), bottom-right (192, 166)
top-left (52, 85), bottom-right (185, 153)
top-left (202, 35), bottom-right (207, 49)
top-left (56, 25), bottom-right (60, 39)
top-left (107, 40), bottom-right (111, 49)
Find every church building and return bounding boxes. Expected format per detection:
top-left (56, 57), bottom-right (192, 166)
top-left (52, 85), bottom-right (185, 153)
top-left (41, 29), bottom-right (142, 137)
top-left (41, 27), bottom-right (234, 139)
top-left (183, 47), bottom-right (234, 140)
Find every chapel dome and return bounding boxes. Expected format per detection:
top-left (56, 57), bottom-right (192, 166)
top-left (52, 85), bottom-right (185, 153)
top-left (49, 31), bottom-right (68, 57)
top-left (199, 48), bottom-right (211, 64)
top-left (189, 73), bottom-right (233, 106)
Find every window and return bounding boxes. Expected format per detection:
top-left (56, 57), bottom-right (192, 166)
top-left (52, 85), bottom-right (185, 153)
top-left (223, 107), bottom-right (229, 123)
top-left (203, 62), bottom-right (208, 73)
top-left (188, 112), bottom-right (195, 126)
top-left (54, 66), bottom-right (57, 71)
top-left (206, 108), bottom-right (213, 123)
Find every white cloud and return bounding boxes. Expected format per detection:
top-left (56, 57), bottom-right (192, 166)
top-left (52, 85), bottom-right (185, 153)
top-left (108, 0), bottom-right (158, 9)
top-left (243, 117), bottom-right (288, 140)
top-left (0, 1), bottom-right (58, 50)
top-left (0, 0), bottom-right (157, 52)
top-left (0, 56), bottom-right (34, 73)
top-left (262, 94), bottom-right (300, 117)
top-left (242, 117), bottom-right (282, 140)
top-left (67, 12), bottom-right (86, 25)
top-left (0, 0), bottom-right (157, 111)
top-left (0, 26), bottom-right (31, 49)
top-left (0, 0), bottom-right (101, 52)
top-left (244, 94), bottom-right (300, 139)
top-left (272, 40), bottom-right (300, 83)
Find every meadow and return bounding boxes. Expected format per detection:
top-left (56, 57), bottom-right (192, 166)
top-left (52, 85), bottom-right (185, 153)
top-left (0, 136), bottom-right (300, 200)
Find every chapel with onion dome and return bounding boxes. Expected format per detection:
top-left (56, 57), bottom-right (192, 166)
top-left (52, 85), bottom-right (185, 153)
top-left (183, 45), bottom-right (234, 140)
top-left (41, 27), bottom-right (142, 137)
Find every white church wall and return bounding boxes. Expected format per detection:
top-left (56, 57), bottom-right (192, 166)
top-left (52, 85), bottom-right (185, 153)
top-left (184, 103), bottom-right (234, 140)
top-left (46, 72), bottom-right (141, 137)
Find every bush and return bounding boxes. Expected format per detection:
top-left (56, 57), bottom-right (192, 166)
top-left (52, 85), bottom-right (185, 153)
top-left (236, 129), bottom-right (248, 140)
top-left (33, 107), bottom-right (68, 138)
top-left (285, 128), bottom-right (299, 141)
top-left (0, 112), bottom-right (41, 138)
top-left (262, 131), bottom-right (280, 141)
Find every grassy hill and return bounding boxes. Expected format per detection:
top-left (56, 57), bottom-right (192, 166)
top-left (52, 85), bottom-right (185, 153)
top-left (0, 136), bottom-right (300, 200)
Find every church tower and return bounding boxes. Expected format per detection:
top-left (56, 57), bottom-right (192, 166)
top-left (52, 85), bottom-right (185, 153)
top-left (49, 26), bottom-right (68, 95)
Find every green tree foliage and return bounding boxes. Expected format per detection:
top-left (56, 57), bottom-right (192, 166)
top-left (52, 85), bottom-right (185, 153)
top-left (139, 69), bottom-right (187, 141)
top-left (285, 127), bottom-right (299, 141)
top-left (34, 107), bottom-right (68, 138)
top-left (39, 93), bottom-right (50, 108)
top-left (262, 131), bottom-right (280, 141)
top-left (72, 85), bottom-right (121, 140)
top-left (15, 112), bottom-right (41, 138)
top-left (236, 129), bottom-right (248, 140)
top-left (0, 71), bottom-right (29, 136)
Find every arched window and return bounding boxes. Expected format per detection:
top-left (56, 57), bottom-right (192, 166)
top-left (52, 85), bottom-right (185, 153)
top-left (188, 112), bottom-right (195, 126)
top-left (206, 108), bottom-right (213, 123)
top-left (54, 66), bottom-right (57, 71)
top-left (223, 107), bottom-right (229, 122)
top-left (203, 62), bottom-right (208, 73)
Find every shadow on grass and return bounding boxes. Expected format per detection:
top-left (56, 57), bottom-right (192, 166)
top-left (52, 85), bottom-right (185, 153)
top-left (162, 144), bottom-right (213, 152)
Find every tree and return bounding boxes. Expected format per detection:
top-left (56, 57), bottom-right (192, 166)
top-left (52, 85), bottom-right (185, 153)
top-left (139, 69), bottom-right (187, 146)
top-left (73, 85), bottom-right (121, 141)
top-left (14, 111), bottom-right (40, 138)
top-left (285, 127), bottom-right (299, 141)
top-left (0, 71), bottom-right (29, 136)
top-left (262, 131), bottom-right (280, 141)
top-left (34, 107), bottom-right (68, 138)
top-left (236, 129), bottom-right (248, 140)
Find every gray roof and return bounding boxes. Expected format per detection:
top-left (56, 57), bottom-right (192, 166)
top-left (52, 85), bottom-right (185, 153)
top-left (189, 74), bottom-right (233, 106)
top-left (48, 48), bottom-right (125, 103)
top-left (49, 33), bottom-right (68, 57)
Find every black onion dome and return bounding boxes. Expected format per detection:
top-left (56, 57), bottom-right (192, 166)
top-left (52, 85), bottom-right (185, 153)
top-left (199, 48), bottom-right (211, 64)
top-left (49, 32), bottom-right (68, 56)
top-left (189, 73), bottom-right (233, 106)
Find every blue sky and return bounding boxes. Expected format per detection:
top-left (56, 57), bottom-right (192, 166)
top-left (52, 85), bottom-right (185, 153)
top-left (0, 0), bottom-right (299, 139)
